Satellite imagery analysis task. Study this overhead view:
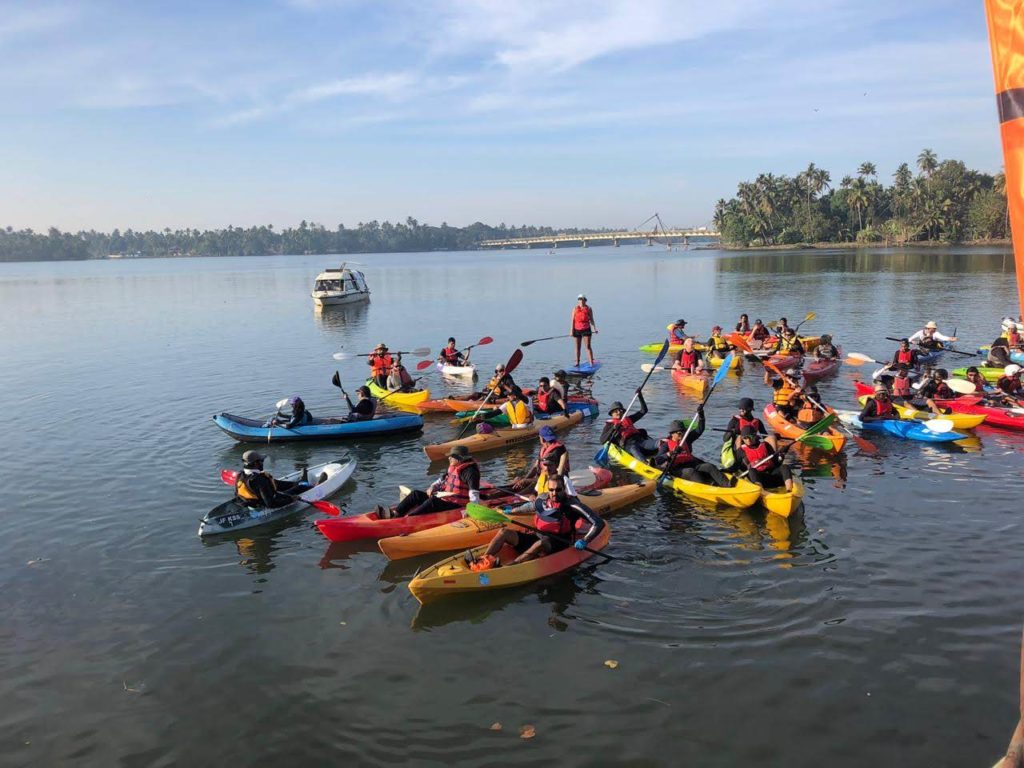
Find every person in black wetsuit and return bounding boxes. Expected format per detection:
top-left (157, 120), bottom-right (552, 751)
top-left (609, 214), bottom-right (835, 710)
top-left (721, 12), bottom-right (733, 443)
top-left (599, 393), bottom-right (656, 459)
top-left (736, 427), bottom-right (793, 492)
top-left (271, 396), bottom-right (312, 428)
top-left (916, 368), bottom-right (956, 414)
top-left (234, 451), bottom-right (310, 508)
top-left (652, 411), bottom-right (731, 487)
top-left (343, 385), bottom-right (376, 421)
top-left (724, 398), bottom-right (767, 445)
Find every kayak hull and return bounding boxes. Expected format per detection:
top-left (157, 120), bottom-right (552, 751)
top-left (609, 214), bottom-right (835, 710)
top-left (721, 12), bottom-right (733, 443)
top-left (760, 477), bottom-right (805, 518)
top-left (671, 369), bottom-right (710, 395)
top-left (763, 404), bottom-right (846, 453)
top-left (801, 351), bottom-right (843, 382)
top-left (436, 362), bottom-right (477, 378)
top-left (366, 380), bottom-right (431, 407)
top-left (854, 396), bottom-right (986, 429)
top-left (953, 366), bottom-right (1004, 383)
top-left (935, 399), bottom-right (1024, 431)
top-left (213, 412), bottom-right (423, 442)
top-left (607, 443), bottom-right (762, 508)
top-left (836, 411), bottom-right (967, 442)
top-left (199, 459), bottom-right (356, 537)
top-left (706, 354), bottom-right (743, 370)
top-left (408, 525), bottom-right (611, 604)
top-left (423, 409), bottom-right (590, 461)
top-left (379, 477), bottom-right (651, 560)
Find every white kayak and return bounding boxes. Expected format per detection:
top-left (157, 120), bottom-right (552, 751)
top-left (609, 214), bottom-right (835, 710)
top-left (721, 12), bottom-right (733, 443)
top-left (436, 361), bottom-right (477, 378)
top-left (198, 458), bottom-right (356, 537)
top-left (872, 365), bottom-right (921, 382)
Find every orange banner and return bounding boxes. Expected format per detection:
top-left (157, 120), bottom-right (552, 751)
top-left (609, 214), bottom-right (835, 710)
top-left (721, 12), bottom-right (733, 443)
top-left (986, 0), bottom-right (1024, 316)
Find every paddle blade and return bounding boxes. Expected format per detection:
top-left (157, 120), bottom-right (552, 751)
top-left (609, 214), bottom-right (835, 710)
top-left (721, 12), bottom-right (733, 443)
top-left (652, 339), bottom-right (671, 367)
top-left (465, 502), bottom-right (510, 524)
top-left (477, 336), bottom-right (493, 346)
top-left (640, 363), bottom-right (664, 373)
top-left (851, 434), bottom-right (879, 454)
top-left (505, 348), bottom-right (525, 375)
top-left (727, 333), bottom-right (753, 354)
top-left (332, 352), bottom-right (351, 361)
top-left (843, 356), bottom-right (870, 366)
top-left (593, 442), bottom-right (611, 467)
top-left (922, 419), bottom-right (956, 434)
top-left (946, 378), bottom-right (976, 394)
top-left (275, 398), bottom-right (290, 409)
top-left (410, 347), bottom-right (431, 357)
top-left (799, 435), bottom-right (834, 450)
top-left (416, 359), bottom-right (434, 370)
top-left (800, 413), bottom-right (837, 438)
top-left (309, 499), bottom-right (341, 516)
top-left (711, 353), bottom-right (734, 386)
top-left (846, 352), bottom-right (877, 363)
top-left (220, 469), bottom-right (237, 485)
top-left (803, 311), bottom-right (816, 323)
top-left (331, 371), bottom-right (342, 388)
top-left (520, 339), bottom-right (538, 346)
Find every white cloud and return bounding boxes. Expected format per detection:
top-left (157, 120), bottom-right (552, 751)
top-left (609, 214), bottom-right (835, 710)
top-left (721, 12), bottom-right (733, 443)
top-left (292, 72), bottom-right (416, 104)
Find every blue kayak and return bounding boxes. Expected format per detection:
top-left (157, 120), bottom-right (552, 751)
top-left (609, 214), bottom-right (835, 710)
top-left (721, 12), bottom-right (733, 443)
top-left (213, 412), bottom-right (423, 442)
top-left (837, 411), bottom-right (965, 443)
top-left (566, 361), bottom-right (603, 376)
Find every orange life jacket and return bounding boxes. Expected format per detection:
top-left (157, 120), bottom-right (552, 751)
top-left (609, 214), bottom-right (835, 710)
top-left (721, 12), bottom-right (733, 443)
top-left (370, 352), bottom-right (393, 376)
top-left (442, 460), bottom-right (477, 504)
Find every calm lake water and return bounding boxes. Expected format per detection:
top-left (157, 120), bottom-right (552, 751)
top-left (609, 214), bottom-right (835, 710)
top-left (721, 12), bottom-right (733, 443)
top-left (2, 244), bottom-right (1022, 767)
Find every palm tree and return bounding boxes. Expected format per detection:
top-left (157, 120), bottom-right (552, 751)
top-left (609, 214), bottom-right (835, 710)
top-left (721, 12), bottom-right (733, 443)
top-left (798, 163), bottom-right (831, 241)
top-left (917, 148), bottom-right (938, 178)
top-left (847, 178), bottom-right (869, 231)
top-left (857, 161), bottom-right (877, 180)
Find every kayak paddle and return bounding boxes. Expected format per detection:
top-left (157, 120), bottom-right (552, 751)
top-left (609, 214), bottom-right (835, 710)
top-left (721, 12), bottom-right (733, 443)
top-left (595, 339), bottom-right (669, 466)
top-left (464, 503), bottom-right (616, 562)
top-left (520, 334), bottom-right (572, 347)
top-left (883, 336), bottom-right (974, 357)
top-left (656, 352), bottom-right (734, 486)
top-left (945, 378), bottom-right (976, 394)
top-left (332, 346), bottom-right (431, 361)
top-left (455, 348), bottom-right (524, 438)
top-left (737, 413), bottom-right (836, 478)
top-left (458, 336), bottom-right (492, 364)
top-left (415, 359), bottom-right (435, 371)
top-left (844, 352), bottom-right (885, 366)
top-left (793, 311), bottom-right (816, 333)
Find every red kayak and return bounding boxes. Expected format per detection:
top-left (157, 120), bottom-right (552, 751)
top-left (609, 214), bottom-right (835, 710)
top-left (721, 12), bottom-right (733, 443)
top-left (854, 381), bottom-right (1024, 432)
top-left (314, 467), bottom-right (612, 542)
top-left (801, 349), bottom-right (843, 382)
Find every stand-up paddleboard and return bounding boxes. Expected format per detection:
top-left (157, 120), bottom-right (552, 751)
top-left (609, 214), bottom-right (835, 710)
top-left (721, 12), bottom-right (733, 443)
top-left (566, 361), bottom-right (602, 376)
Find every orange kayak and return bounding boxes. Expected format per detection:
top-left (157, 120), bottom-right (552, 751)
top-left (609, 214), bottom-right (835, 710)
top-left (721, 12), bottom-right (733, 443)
top-left (422, 410), bottom-right (588, 461)
top-left (763, 403), bottom-right (846, 452)
top-left (671, 368), bottom-right (709, 395)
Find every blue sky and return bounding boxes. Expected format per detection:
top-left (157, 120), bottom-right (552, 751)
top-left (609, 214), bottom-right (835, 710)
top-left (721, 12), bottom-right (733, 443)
top-left (0, 0), bottom-right (1002, 231)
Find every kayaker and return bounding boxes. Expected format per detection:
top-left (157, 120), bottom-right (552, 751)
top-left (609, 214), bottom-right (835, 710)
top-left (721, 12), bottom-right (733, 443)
top-left (916, 368), bottom-right (956, 412)
top-left (989, 328), bottom-right (1014, 367)
top-left (908, 321), bottom-right (957, 349)
top-left (513, 425), bottom-right (574, 495)
top-left (485, 362), bottom-right (517, 400)
top-left (724, 398), bottom-right (767, 444)
top-left (600, 395), bottom-right (656, 459)
top-left (469, 474), bottom-right (605, 570)
top-left (671, 337), bottom-right (706, 374)
top-left (776, 317), bottom-right (792, 336)
top-left (438, 338), bottom-right (466, 366)
top-left (551, 369), bottom-right (570, 401)
top-left (571, 294), bottom-right (598, 368)
top-left (813, 334), bottom-right (840, 360)
top-left (270, 396), bottom-right (312, 428)
top-left (769, 368), bottom-right (802, 419)
top-left (998, 364), bottom-right (1024, 398)
top-left (234, 450), bottom-right (311, 509)
top-left (777, 327), bottom-right (805, 356)
top-left (499, 386), bottom-right (534, 429)
top-left (859, 383), bottom-right (900, 423)
top-left (735, 313), bottom-right (751, 334)
top-left (889, 338), bottom-right (924, 371)
top-left (368, 344), bottom-right (393, 388)
top-left (534, 377), bottom-right (566, 415)
top-left (794, 385), bottom-right (825, 428)
top-left (343, 385), bottom-right (377, 421)
top-left (705, 325), bottom-right (732, 360)
top-left (376, 445), bottom-right (481, 519)
top-left (964, 366), bottom-right (989, 392)
top-left (669, 319), bottom-right (689, 344)
top-left (891, 366), bottom-right (914, 402)
top-left (736, 427), bottom-right (793, 492)
top-left (1007, 319), bottom-right (1023, 350)
top-left (386, 357), bottom-right (415, 392)
top-left (747, 318), bottom-right (772, 350)
top-left (652, 412), bottom-right (731, 487)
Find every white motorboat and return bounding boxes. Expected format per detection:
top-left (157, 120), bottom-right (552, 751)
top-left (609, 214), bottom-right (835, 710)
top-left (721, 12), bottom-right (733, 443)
top-left (311, 264), bottom-right (371, 307)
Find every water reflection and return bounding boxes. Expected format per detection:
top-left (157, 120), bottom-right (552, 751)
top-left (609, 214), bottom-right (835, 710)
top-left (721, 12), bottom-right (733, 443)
top-left (312, 299), bottom-right (370, 335)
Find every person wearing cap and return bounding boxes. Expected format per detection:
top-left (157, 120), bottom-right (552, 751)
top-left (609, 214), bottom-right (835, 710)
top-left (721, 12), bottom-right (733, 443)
top-left (813, 334), bottom-right (840, 360)
top-left (908, 321), bottom-right (957, 350)
top-left (270, 396), bottom-right (312, 428)
top-left (438, 337), bottom-right (466, 367)
top-left (776, 327), bottom-right (805, 356)
top-left (998, 364), bottom-right (1024, 399)
top-left (736, 427), bottom-right (793, 492)
top-left (570, 294), bottom-right (598, 367)
top-left (652, 409), bottom-right (731, 487)
top-left (534, 376), bottom-right (565, 415)
top-left (377, 445), bottom-right (482, 519)
top-left (735, 314), bottom-right (751, 334)
top-left (599, 392), bottom-right (655, 459)
top-left (669, 319), bottom-right (689, 344)
top-left (386, 355), bottom-right (416, 392)
top-left (343, 385), bottom-right (377, 421)
top-left (706, 325), bottom-right (732, 360)
top-left (480, 362), bottom-right (517, 400)
top-left (513, 425), bottom-right (575, 495)
top-left (671, 337), bottom-right (706, 374)
top-left (551, 370), bottom-right (571, 401)
top-left (889, 338), bottom-right (924, 372)
top-left (468, 474), bottom-right (605, 571)
top-left (724, 398), bottom-right (767, 445)
top-left (498, 386), bottom-right (534, 429)
top-left (859, 382), bottom-right (900, 423)
top-left (234, 451), bottom-right (313, 509)
top-left (916, 368), bottom-right (956, 412)
top-left (367, 343), bottom-right (394, 388)
top-left (747, 318), bottom-right (772, 349)
top-left (769, 367), bottom-right (803, 419)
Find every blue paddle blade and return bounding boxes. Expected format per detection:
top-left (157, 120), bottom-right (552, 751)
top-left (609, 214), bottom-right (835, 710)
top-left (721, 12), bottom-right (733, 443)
top-left (712, 353), bottom-right (734, 387)
top-left (652, 339), bottom-right (671, 367)
top-left (593, 442), bottom-right (611, 467)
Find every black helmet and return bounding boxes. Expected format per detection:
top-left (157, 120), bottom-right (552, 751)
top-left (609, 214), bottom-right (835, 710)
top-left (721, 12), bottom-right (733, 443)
top-left (675, 319), bottom-right (687, 326)
top-left (740, 425), bottom-right (756, 437)
top-left (669, 419), bottom-right (687, 433)
top-left (739, 397), bottom-right (754, 410)
top-left (608, 401), bottom-right (625, 414)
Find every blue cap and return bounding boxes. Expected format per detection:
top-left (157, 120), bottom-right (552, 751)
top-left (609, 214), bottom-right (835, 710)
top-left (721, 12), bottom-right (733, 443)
top-left (538, 426), bottom-right (557, 440)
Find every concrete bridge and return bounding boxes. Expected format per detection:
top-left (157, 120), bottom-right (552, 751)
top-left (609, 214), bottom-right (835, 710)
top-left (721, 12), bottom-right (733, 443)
top-left (478, 228), bottom-right (720, 249)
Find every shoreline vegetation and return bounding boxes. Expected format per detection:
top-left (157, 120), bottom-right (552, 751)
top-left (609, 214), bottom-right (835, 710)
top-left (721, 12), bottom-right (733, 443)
top-left (722, 238), bottom-right (1012, 251)
top-left (714, 149), bottom-right (1009, 248)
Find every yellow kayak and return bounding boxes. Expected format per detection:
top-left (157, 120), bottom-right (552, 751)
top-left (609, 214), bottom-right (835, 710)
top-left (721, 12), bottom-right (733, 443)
top-left (366, 379), bottom-right (431, 407)
top-left (856, 396), bottom-right (986, 430)
top-left (706, 354), bottom-right (743, 370)
top-left (608, 444), bottom-right (762, 508)
top-left (760, 477), bottom-right (805, 518)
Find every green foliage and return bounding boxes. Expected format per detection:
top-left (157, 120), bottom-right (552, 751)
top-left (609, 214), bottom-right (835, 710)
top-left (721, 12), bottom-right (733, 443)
top-left (717, 150), bottom-right (1005, 246)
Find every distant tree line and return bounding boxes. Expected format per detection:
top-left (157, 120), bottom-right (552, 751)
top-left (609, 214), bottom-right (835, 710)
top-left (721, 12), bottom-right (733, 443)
top-left (714, 150), bottom-right (1010, 246)
top-left (0, 218), bottom-right (596, 262)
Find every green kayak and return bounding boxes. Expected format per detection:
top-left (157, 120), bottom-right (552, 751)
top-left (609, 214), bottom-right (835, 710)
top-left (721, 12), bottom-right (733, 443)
top-left (953, 366), bottom-right (1004, 383)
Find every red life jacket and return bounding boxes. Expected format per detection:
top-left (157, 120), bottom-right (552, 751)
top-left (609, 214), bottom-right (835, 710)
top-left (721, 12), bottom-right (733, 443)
top-left (676, 350), bottom-right (699, 371)
top-left (442, 460), bottom-right (477, 504)
top-left (897, 349), bottom-right (914, 366)
top-left (539, 439), bottom-right (565, 462)
top-left (872, 397), bottom-right (893, 417)
top-left (740, 440), bottom-right (773, 468)
top-left (750, 326), bottom-right (770, 340)
top-left (660, 437), bottom-right (693, 465)
top-left (440, 347), bottom-right (460, 363)
top-left (892, 377), bottom-right (912, 397)
top-left (370, 352), bottom-right (393, 376)
top-left (609, 416), bottom-right (639, 441)
top-left (536, 388), bottom-right (556, 412)
top-left (670, 325), bottom-right (687, 342)
top-left (999, 375), bottom-right (1023, 394)
top-left (572, 306), bottom-right (592, 331)
top-left (737, 415), bottom-right (763, 433)
top-left (533, 498), bottom-right (572, 535)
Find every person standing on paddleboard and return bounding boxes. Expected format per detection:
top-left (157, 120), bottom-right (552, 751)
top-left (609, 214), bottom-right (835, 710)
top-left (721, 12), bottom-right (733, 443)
top-left (571, 294), bottom-right (597, 368)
